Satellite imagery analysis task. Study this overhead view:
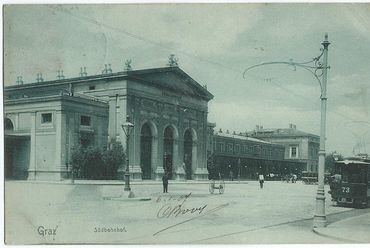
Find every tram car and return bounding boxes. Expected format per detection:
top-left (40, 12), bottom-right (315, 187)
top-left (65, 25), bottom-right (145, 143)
top-left (329, 158), bottom-right (370, 208)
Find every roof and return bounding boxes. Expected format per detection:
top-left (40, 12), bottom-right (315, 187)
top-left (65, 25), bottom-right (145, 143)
top-left (250, 128), bottom-right (319, 139)
top-left (5, 94), bottom-right (108, 107)
top-left (215, 132), bottom-right (273, 144)
top-left (336, 160), bottom-right (370, 166)
top-left (5, 66), bottom-right (214, 101)
top-left (336, 156), bottom-right (370, 165)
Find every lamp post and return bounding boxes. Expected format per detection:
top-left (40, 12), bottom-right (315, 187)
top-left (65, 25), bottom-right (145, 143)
top-left (238, 158), bottom-right (241, 182)
top-left (121, 116), bottom-right (135, 192)
top-left (244, 33), bottom-right (330, 228)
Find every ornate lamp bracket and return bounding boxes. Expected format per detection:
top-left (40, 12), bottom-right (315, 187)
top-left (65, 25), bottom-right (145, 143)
top-left (243, 46), bottom-right (330, 94)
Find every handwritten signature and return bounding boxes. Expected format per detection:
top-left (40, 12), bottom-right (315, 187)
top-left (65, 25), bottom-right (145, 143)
top-left (153, 203), bottom-right (229, 236)
top-left (157, 203), bottom-right (207, 218)
top-left (156, 192), bottom-right (207, 218)
top-left (154, 192), bottom-right (229, 236)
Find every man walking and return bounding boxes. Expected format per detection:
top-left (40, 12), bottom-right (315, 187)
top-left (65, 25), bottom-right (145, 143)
top-left (259, 173), bottom-right (264, 189)
top-left (162, 173), bottom-right (169, 193)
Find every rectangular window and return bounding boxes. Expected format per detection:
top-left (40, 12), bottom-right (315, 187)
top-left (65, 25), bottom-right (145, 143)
top-left (290, 146), bottom-right (298, 158)
top-left (235, 144), bottom-right (240, 153)
top-left (89, 85), bottom-right (96, 90)
top-left (80, 115), bottom-right (91, 126)
top-left (41, 113), bottom-right (52, 123)
top-left (227, 144), bottom-right (233, 153)
top-left (220, 143), bottom-right (225, 152)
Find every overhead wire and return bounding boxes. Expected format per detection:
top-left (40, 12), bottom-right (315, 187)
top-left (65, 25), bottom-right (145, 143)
top-left (44, 5), bottom-right (369, 128)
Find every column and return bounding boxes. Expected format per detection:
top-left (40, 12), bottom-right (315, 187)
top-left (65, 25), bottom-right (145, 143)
top-left (54, 110), bottom-right (64, 180)
top-left (117, 96), bottom-right (127, 179)
top-left (108, 95), bottom-right (117, 143)
top-left (194, 122), bottom-right (209, 180)
top-left (118, 96), bottom-right (128, 148)
top-left (175, 135), bottom-right (186, 181)
top-left (130, 124), bottom-right (142, 181)
top-left (151, 135), bottom-right (159, 179)
top-left (172, 138), bottom-right (181, 180)
top-left (28, 112), bottom-right (37, 180)
top-left (155, 125), bottom-right (164, 180)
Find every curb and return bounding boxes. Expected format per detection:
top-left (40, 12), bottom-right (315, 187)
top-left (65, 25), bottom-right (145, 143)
top-left (5, 180), bottom-right (250, 186)
top-left (312, 213), bottom-right (370, 244)
top-left (312, 227), bottom-right (356, 243)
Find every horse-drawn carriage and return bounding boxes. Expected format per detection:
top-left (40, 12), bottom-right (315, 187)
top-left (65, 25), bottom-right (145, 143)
top-left (207, 156), bottom-right (225, 194)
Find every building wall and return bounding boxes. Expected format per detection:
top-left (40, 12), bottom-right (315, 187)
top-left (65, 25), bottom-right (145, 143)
top-left (70, 75), bottom-right (210, 180)
top-left (4, 67), bottom-right (212, 181)
top-left (125, 80), bottom-right (209, 180)
top-left (5, 96), bottom-right (109, 180)
top-left (252, 136), bottom-right (319, 172)
top-left (209, 132), bottom-right (306, 179)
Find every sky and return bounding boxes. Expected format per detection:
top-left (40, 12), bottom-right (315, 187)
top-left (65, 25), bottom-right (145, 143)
top-left (3, 3), bottom-right (370, 156)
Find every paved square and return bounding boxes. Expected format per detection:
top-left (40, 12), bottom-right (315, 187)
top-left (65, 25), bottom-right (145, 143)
top-left (4, 180), bottom-right (365, 244)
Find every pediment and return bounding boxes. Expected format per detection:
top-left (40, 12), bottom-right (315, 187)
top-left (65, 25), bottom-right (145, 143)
top-left (127, 67), bottom-right (213, 101)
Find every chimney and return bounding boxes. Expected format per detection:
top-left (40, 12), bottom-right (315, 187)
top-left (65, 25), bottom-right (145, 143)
top-left (289, 124), bottom-right (297, 129)
top-left (36, 73), bottom-right (43, 83)
top-left (16, 76), bottom-right (23, 85)
top-left (80, 67), bottom-right (88, 77)
top-left (256, 125), bottom-right (260, 130)
top-left (102, 64), bottom-right (108, 74)
top-left (57, 70), bottom-right (65, 80)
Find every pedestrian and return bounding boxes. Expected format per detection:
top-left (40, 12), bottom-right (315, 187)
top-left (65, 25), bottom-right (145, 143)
top-left (259, 173), bottom-right (264, 189)
top-left (292, 174), bottom-right (297, 183)
top-left (162, 173), bottom-right (169, 193)
top-left (229, 170), bottom-right (234, 181)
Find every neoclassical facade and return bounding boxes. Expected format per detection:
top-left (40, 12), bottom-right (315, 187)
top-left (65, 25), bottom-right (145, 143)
top-left (4, 67), bottom-right (213, 180)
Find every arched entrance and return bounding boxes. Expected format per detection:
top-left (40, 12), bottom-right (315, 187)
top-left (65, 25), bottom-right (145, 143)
top-left (140, 123), bottom-right (152, 179)
top-left (5, 135), bottom-right (30, 180)
top-left (4, 118), bottom-right (14, 130)
top-left (163, 126), bottom-right (174, 179)
top-left (184, 129), bottom-right (193, 179)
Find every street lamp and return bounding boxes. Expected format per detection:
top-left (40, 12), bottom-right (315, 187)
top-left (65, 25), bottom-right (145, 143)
top-left (121, 116), bottom-right (135, 192)
top-left (244, 33), bottom-right (330, 228)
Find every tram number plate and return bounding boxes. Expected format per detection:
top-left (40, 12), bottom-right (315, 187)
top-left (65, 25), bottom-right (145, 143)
top-left (341, 186), bottom-right (350, 193)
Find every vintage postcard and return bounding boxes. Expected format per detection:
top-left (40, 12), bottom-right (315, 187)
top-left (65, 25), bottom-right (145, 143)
top-left (3, 3), bottom-right (370, 245)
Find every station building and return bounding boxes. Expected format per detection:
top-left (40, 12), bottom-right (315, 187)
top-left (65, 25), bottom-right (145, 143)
top-left (207, 125), bottom-right (306, 180)
top-left (249, 124), bottom-right (320, 172)
top-left (4, 66), bottom-right (213, 181)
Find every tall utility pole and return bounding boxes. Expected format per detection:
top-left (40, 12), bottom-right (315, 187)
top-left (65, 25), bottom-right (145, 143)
top-left (244, 33), bottom-right (330, 228)
top-left (313, 34), bottom-right (330, 227)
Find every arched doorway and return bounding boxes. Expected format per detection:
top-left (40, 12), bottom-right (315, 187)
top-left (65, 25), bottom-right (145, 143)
top-left (4, 118), bottom-right (14, 130)
top-left (184, 129), bottom-right (193, 179)
top-left (163, 126), bottom-right (174, 179)
top-left (140, 123), bottom-right (152, 179)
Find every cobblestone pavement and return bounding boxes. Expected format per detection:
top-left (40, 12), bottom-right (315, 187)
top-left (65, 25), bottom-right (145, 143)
top-left (4, 180), bottom-right (369, 244)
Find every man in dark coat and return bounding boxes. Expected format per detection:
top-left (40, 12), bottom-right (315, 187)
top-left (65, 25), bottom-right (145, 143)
top-left (162, 173), bottom-right (169, 193)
